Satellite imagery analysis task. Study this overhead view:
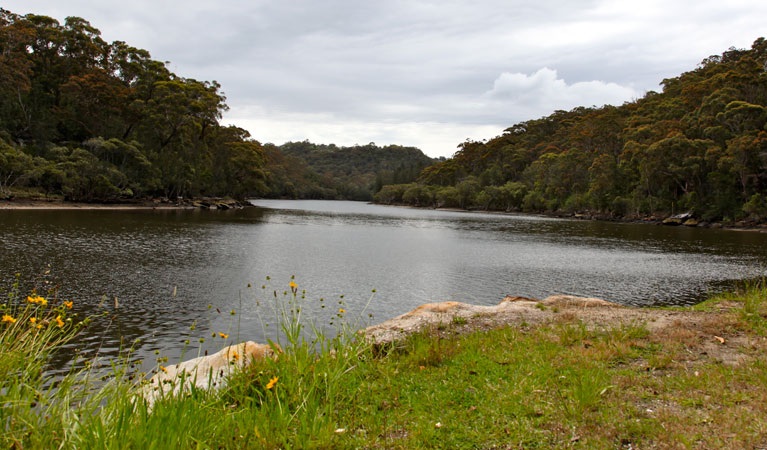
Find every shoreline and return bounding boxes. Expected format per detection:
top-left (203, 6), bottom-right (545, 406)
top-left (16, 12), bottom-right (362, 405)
top-left (0, 197), bottom-right (250, 211)
top-left (4, 198), bottom-right (767, 233)
top-left (386, 202), bottom-right (767, 233)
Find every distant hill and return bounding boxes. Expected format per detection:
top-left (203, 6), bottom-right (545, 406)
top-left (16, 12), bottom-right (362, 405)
top-left (262, 141), bottom-right (438, 201)
top-left (376, 38), bottom-right (767, 224)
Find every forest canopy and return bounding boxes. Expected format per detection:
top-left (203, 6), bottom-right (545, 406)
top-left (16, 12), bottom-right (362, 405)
top-left (0, 9), bottom-right (267, 201)
top-left (376, 38), bottom-right (767, 223)
top-left (0, 8), bottom-right (436, 203)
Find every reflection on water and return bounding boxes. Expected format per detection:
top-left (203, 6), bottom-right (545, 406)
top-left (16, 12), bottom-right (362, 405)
top-left (2, 200), bottom-right (767, 374)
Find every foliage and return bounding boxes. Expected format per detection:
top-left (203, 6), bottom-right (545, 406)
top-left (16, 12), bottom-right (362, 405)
top-left (5, 278), bottom-right (767, 448)
top-left (0, 8), bottom-right (267, 201)
top-left (0, 276), bottom-right (99, 448)
top-left (380, 39), bottom-right (767, 222)
top-left (264, 140), bottom-right (437, 201)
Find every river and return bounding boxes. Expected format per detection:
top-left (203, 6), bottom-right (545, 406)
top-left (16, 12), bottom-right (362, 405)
top-left (2, 199), bottom-right (766, 374)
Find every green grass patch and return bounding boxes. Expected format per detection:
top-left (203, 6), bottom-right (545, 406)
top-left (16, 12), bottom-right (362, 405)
top-left (697, 278), bottom-right (767, 333)
top-left (3, 278), bottom-right (767, 448)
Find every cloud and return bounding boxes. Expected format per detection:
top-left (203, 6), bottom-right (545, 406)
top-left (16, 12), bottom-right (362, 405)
top-left (484, 68), bottom-right (639, 117)
top-left (225, 108), bottom-right (500, 158)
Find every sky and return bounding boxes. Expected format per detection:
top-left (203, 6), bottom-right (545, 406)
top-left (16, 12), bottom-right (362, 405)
top-left (4, 1), bottom-right (767, 158)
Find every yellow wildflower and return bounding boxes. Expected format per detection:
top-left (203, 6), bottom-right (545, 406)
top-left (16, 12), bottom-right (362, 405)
top-left (339, 308), bottom-right (346, 314)
top-left (26, 295), bottom-right (47, 306)
top-left (265, 376), bottom-right (278, 390)
top-left (289, 280), bottom-right (298, 293)
top-left (231, 350), bottom-right (239, 361)
top-left (54, 315), bottom-right (64, 328)
top-left (63, 301), bottom-right (73, 309)
top-left (2, 314), bottom-right (16, 324)
top-left (30, 317), bottom-right (37, 324)
top-left (159, 366), bottom-right (168, 373)
top-left (218, 332), bottom-right (229, 339)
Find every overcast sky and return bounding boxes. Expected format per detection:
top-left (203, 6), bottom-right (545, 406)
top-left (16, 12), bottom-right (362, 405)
top-left (4, 1), bottom-right (767, 157)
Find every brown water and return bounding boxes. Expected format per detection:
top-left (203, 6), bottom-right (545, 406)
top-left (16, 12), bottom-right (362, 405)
top-left (2, 200), bottom-right (766, 374)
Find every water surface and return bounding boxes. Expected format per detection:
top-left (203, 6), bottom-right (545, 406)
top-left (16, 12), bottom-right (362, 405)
top-left (2, 200), bottom-right (766, 373)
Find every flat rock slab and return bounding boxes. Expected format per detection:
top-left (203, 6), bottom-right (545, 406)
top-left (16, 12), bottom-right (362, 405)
top-left (364, 295), bottom-right (626, 345)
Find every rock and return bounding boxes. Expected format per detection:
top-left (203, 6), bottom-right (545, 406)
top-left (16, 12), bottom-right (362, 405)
top-left (363, 295), bottom-right (619, 347)
top-left (662, 212), bottom-right (694, 226)
top-left (537, 294), bottom-right (617, 308)
top-left (683, 218), bottom-right (699, 227)
top-left (140, 341), bottom-right (278, 408)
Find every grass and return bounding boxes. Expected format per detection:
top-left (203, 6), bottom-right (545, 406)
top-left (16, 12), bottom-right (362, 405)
top-left (2, 277), bottom-right (767, 448)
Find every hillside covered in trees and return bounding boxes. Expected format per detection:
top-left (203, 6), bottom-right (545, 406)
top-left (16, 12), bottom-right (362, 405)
top-left (263, 141), bottom-right (436, 201)
top-left (0, 9), bottom-right (269, 202)
top-left (0, 9), bottom-right (435, 203)
top-left (376, 39), bottom-right (767, 223)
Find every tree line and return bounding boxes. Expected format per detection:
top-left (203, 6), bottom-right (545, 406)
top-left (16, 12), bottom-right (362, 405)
top-left (376, 39), bottom-right (767, 223)
top-left (0, 9), bottom-right (267, 201)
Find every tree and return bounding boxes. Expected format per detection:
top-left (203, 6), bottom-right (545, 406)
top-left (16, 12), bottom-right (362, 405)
top-left (0, 140), bottom-right (35, 197)
top-left (54, 147), bottom-right (128, 201)
top-left (456, 176), bottom-right (480, 209)
top-left (0, 9), bottom-right (269, 202)
top-left (0, 9), bottom-right (35, 138)
top-left (208, 127), bottom-right (267, 199)
top-left (721, 132), bottom-right (767, 197)
top-left (716, 101), bottom-right (767, 134)
top-left (83, 137), bottom-right (155, 195)
top-left (743, 193), bottom-right (767, 221)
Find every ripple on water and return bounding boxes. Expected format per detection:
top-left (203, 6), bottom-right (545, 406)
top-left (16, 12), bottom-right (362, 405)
top-left (2, 202), bottom-right (766, 376)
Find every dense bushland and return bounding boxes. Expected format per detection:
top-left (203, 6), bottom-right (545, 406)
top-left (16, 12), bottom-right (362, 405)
top-left (0, 9), bottom-right (268, 201)
top-left (377, 39), bottom-right (767, 223)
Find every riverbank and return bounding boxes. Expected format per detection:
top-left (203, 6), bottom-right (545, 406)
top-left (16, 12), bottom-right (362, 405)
top-left (3, 281), bottom-right (767, 448)
top-left (559, 209), bottom-right (767, 233)
top-left (0, 197), bottom-right (252, 210)
top-left (398, 202), bottom-right (767, 233)
top-left (6, 196), bottom-right (767, 233)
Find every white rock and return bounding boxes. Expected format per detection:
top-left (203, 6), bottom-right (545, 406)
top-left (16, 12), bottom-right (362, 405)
top-left (140, 341), bottom-right (278, 408)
